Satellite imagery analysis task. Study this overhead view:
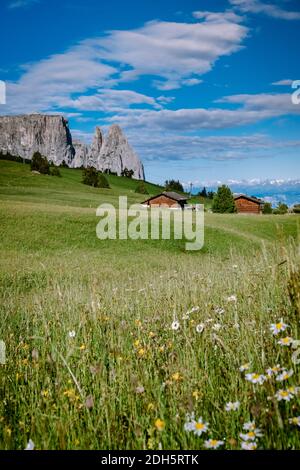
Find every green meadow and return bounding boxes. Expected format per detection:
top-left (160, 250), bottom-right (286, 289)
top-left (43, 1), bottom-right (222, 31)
top-left (0, 160), bottom-right (299, 450)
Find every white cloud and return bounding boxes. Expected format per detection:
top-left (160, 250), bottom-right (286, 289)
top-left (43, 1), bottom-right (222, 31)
top-left (2, 11), bottom-right (249, 114)
top-left (271, 79), bottom-right (295, 86)
top-left (102, 92), bottom-right (300, 131)
top-left (5, 44), bottom-right (118, 114)
top-left (123, 130), bottom-right (300, 163)
top-left (90, 15), bottom-right (248, 90)
top-left (217, 92), bottom-right (300, 115)
top-left (193, 10), bottom-right (244, 23)
top-left (62, 89), bottom-right (161, 112)
top-left (229, 0), bottom-right (300, 20)
top-left (8, 0), bottom-right (39, 9)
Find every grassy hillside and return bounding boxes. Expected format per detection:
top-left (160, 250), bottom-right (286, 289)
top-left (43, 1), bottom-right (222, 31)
top-left (0, 160), bottom-right (300, 450)
top-left (0, 160), bottom-right (163, 208)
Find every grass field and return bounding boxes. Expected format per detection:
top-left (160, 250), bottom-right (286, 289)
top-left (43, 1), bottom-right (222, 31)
top-left (0, 160), bottom-right (300, 450)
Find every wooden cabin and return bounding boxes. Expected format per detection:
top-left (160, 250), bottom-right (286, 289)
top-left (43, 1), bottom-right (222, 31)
top-left (234, 194), bottom-right (263, 214)
top-left (142, 191), bottom-right (188, 209)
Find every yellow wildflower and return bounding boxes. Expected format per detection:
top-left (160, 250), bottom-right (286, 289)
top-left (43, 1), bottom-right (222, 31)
top-left (171, 372), bottom-right (182, 381)
top-left (4, 426), bottom-right (12, 437)
top-left (63, 388), bottom-right (80, 401)
top-left (155, 419), bottom-right (165, 431)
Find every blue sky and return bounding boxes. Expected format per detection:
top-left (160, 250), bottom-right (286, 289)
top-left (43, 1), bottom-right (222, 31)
top-left (0, 0), bottom-right (300, 195)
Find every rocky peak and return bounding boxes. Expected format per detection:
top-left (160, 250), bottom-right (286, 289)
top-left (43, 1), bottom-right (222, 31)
top-left (97, 125), bottom-right (145, 179)
top-left (0, 114), bottom-right (145, 179)
top-left (0, 114), bottom-right (75, 165)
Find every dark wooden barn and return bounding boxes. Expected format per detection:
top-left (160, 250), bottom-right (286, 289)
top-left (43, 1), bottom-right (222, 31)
top-left (234, 194), bottom-right (264, 214)
top-left (142, 191), bottom-right (188, 209)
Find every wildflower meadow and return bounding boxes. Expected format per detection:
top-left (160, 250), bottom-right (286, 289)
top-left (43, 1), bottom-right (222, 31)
top-left (0, 162), bottom-right (299, 450)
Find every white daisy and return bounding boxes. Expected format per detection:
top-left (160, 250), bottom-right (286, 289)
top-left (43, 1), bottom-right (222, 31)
top-left (243, 421), bottom-right (255, 431)
top-left (225, 401), bottom-right (240, 411)
top-left (277, 337), bottom-right (293, 347)
top-left (289, 416), bottom-right (300, 427)
top-left (196, 323), bottom-right (205, 334)
top-left (227, 295), bottom-right (237, 303)
top-left (240, 432), bottom-right (256, 441)
top-left (204, 439), bottom-right (224, 449)
top-left (276, 369), bottom-right (294, 382)
top-left (171, 321), bottom-right (180, 331)
top-left (239, 363), bottom-right (250, 372)
top-left (184, 415), bottom-right (209, 436)
top-left (25, 439), bottom-right (35, 450)
top-left (192, 418), bottom-right (209, 436)
top-left (245, 373), bottom-right (266, 385)
top-left (240, 426), bottom-right (263, 440)
top-left (68, 330), bottom-right (76, 338)
top-left (275, 389), bottom-right (295, 401)
top-left (266, 365), bottom-right (281, 377)
top-left (241, 441), bottom-right (257, 450)
top-left (287, 386), bottom-right (300, 395)
top-left (270, 319), bottom-right (288, 336)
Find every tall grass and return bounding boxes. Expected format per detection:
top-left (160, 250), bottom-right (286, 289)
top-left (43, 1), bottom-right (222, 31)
top-left (1, 239), bottom-right (299, 449)
top-left (0, 161), bottom-right (299, 449)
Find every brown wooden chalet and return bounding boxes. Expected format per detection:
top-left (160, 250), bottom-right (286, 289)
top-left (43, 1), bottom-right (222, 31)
top-left (234, 194), bottom-right (264, 214)
top-left (142, 191), bottom-right (188, 209)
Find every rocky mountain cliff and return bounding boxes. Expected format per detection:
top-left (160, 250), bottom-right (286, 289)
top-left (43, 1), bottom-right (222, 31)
top-left (0, 114), bottom-right (74, 165)
top-left (73, 125), bottom-right (144, 180)
top-left (0, 114), bottom-right (145, 180)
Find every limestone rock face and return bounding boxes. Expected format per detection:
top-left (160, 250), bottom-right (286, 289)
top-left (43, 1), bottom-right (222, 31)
top-left (0, 114), bottom-right (74, 165)
top-left (72, 140), bottom-right (89, 168)
top-left (72, 124), bottom-right (145, 180)
top-left (88, 126), bottom-right (103, 169)
top-left (97, 125), bottom-right (145, 180)
top-left (0, 114), bottom-right (145, 179)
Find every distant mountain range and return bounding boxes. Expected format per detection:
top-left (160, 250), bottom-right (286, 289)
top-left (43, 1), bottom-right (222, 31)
top-left (190, 179), bottom-right (300, 207)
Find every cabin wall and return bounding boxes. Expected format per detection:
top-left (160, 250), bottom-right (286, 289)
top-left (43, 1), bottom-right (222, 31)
top-left (235, 198), bottom-right (261, 214)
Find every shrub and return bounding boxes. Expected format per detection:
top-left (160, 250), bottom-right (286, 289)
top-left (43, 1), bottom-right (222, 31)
top-left (212, 185), bottom-right (236, 213)
top-left (98, 173), bottom-right (110, 189)
top-left (50, 167), bottom-right (61, 177)
top-left (121, 168), bottom-right (134, 178)
top-left (262, 202), bottom-right (273, 214)
top-left (164, 179), bottom-right (184, 192)
top-left (30, 152), bottom-right (50, 174)
top-left (273, 202), bottom-right (288, 215)
top-left (135, 182), bottom-right (149, 195)
top-left (198, 187), bottom-right (207, 198)
top-left (82, 167), bottom-right (99, 187)
top-left (292, 204), bottom-right (300, 214)
top-left (0, 151), bottom-right (31, 164)
top-left (82, 167), bottom-right (110, 188)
